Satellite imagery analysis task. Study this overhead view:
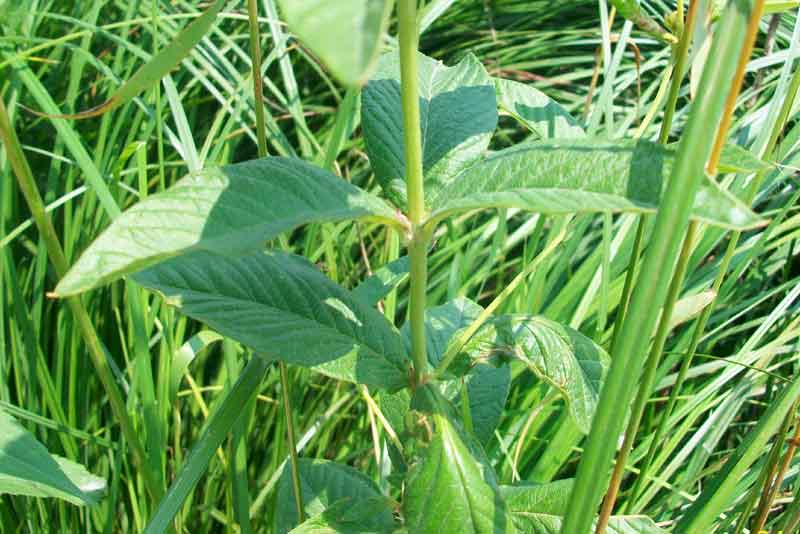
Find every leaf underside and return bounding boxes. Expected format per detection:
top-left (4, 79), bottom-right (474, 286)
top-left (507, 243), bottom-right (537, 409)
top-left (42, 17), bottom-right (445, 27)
top-left (56, 157), bottom-right (397, 296)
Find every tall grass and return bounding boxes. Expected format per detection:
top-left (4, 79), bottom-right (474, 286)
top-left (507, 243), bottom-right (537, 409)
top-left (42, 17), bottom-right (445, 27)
top-left (1, 0), bottom-right (800, 532)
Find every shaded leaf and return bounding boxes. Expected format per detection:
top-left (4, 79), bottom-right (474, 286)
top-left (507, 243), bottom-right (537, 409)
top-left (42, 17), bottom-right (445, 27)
top-left (363, 51), bottom-right (498, 207)
top-left (289, 497), bottom-right (397, 534)
top-left (494, 78), bottom-right (585, 139)
top-left (490, 316), bottom-right (609, 433)
top-left (277, 459), bottom-right (394, 533)
top-left (0, 409), bottom-right (105, 506)
top-left (56, 157), bottom-right (398, 296)
top-left (425, 139), bottom-right (764, 231)
top-left (445, 362), bottom-right (511, 445)
top-left (277, 0), bottom-right (393, 87)
top-left (352, 256), bottom-right (410, 307)
top-left (403, 414), bottom-right (516, 533)
top-left (501, 479), bottom-right (666, 533)
top-left (134, 251), bottom-right (410, 390)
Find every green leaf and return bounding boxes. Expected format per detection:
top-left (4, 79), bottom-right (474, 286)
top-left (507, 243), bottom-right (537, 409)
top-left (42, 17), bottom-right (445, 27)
top-left (362, 51), bottom-right (498, 207)
top-left (0, 409), bottom-right (105, 506)
top-left (489, 316), bottom-right (609, 434)
top-left (443, 362), bottom-right (511, 445)
top-left (277, 459), bottom-right (394, 533)
top-left (133, 250), bottom-right (410, 390)
top-left (668, 142), bottom-right (769, 175)
top-left (289, 497), bottom-right (397, 534)
top-left (425, 139), bottom-right (765, 231)
top-left (56, 157), bottom-right (399, 297)
top-left (64, 0), bottom-right (227, 119)
top-left (276, 0), bottom-right (393, 87)
top-left (352, 256), bottom-right (410, 307)
top-left (494, 78), bottom-right (585, 139)
top-left (0, 0), bottom-right (29, 34)
top-left (501, 480), bottom-right (666, 533)
top-left (610, 0), bottom-right (676, 43)
top-left (764, 0), bottom-right (800, 13)
top-left (403, 414), bottom-right (516, 533)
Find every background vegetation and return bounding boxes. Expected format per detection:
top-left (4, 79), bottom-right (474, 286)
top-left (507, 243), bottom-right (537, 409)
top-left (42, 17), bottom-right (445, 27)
top-left (1, 0), bottom-right (799, 532)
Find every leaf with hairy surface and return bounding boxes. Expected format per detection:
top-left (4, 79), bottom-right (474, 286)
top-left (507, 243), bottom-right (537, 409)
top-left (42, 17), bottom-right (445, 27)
top-left (56, 157), bottom-right (399, 296)
top-left (425, 139), bottom-right (764, 231)
top-left (494, 78), bottom-right (585, 139)
top-left (362, 51), bottom-right (498, 207)
top-left (134, 250), bottom-right (410, 390)
top-left (404, 413), bottom-right (516, 533)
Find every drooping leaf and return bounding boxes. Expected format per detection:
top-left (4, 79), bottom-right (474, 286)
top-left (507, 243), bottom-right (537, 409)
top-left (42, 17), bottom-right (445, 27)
top-left (288, 497), bottom-right (397, 534)
top-left (403, 414), bottom-right (516, 533)
top-left (489, 315), bottom-right (609, 434)
top-left (276, 0), bottom-right (393, 87)
top-left (352, 256), bottom-right (410, 307)
top-left (56, 157), bottom-right (399, 297)
top-left (425, 139), bottom-right (765, 231)
top-left (276, 459), bottom-right (394, 533)
top-left (60, 0), bottom-right (228, 119)
top-left (501, 479), bottom-right (666, 533)
top-left (134, 250), bottom-right (410, 390)
top-left (0, 409), bottom-right (105, 506)
top-left (494, 78), bottom-right (585, 139)
top-left (362, 51), bottom-right (498, 207)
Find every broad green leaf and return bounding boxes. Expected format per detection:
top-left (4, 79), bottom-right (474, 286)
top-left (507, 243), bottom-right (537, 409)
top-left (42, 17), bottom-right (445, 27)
top-left (494, 78), bottom-right (585, 139)
top-left (501, 480), bottom-right (666, 533)
top-left (668, 142), bottom-right (769, 175)
top-left (56, 157), bottom-right (399, 297)
top-left (489, 316), bottom-right (609, 434)
top-left (362, 51), bottom-right (498, 207)
top-left (133, 250), bottom-right (410, 390)
top-left (276, 0), bottom-right (393, 87)
top-left (64, 0), bottom-right (227, 119)
top-left (352, 256), bottom-right (410, 307)
top-left (425, 139), bottom-right (765, 231)
top-left (277, 459), bottom-right (394, 533)
top-left (403, 414), bottom-right (516, 533)
top-left (443, 362), bottom-right (511, 445)
top-left (289, 497), bottom-right (397, 534)
top-left (397, 299), bottom-right (509, 444)
top-left (0, 409), bottom-right (105, 506)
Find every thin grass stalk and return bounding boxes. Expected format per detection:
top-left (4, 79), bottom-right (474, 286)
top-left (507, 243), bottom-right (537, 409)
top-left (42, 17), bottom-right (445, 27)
top-left (631, 11), bottom-right (800, 506)
top-left (752, 411), bottom-right (800, 532)
top-left (0, 97), bottom-right (161, 499)
top-left (560, 3), bottom-right (755, 531)
top-left (609, 0), bottom-right (696, 354)
top-left (398, 0), bottom-right (429, 384)
top-left (596, 222), bottom-right (698, 533)
top-left (246, 0), bottom-right (304, 521)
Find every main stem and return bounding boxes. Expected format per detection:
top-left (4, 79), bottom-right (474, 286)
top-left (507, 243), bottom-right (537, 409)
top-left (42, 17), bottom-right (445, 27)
top-left (398, 0), bottom-right (428, 384)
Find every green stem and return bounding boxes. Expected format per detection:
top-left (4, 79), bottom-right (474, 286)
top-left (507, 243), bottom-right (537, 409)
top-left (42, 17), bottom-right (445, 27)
top-left (0, 97), bottom-right (161, 499)
top-left (398, 0), bottom-right (428, 383)
top-left (246, 2), bottom-right (304, 522)
top-left (560, 4), bottom-right (753, 532)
